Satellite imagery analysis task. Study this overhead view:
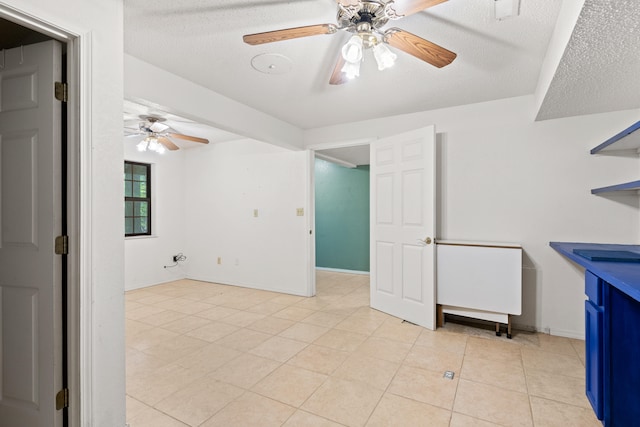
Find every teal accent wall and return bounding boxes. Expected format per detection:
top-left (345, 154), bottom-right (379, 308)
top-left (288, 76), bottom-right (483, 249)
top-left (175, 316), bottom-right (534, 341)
top-left (315, 158), bottom-right (370, 272)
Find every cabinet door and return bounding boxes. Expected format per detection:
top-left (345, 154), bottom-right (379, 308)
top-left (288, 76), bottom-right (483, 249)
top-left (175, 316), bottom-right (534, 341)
top-left (585, 299), bottom-right (603, 420)
top-left (606, 285), bottom-right (640, 427)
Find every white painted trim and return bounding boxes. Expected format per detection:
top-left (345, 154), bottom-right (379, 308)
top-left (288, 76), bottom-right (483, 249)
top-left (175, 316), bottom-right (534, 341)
top-left (124, 235), bottom-right (159, 240)
top-left (305, 150), bottom-right (316, 297)
top-left (315, 267), bottom-right (370, 275)
top-left (0, 5), bottom-right (71, 41)
top-left (306, 137), bottom-right (376, 151)
top-left (548, 328), bottom-right (585, 340)
top-left (185, 276), bottom-right (311, 297)
top-left (78, 32), bottom-right (93, 426)
top-left (66, 32), bottom-right (84, 427)
top-left (314, 152), bottom-right (357, 169)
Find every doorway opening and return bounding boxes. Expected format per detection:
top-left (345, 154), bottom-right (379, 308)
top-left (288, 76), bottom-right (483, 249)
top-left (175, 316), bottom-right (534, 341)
top-left (310, 127), bottom-right (438, 330)
top-left (310, 142), bottom-right (371, 298)
top-left (313, 146), bottom-right (371, 275)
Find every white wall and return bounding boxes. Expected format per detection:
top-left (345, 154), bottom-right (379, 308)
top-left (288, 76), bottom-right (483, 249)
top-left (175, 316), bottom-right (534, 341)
top-left (183, 139), bottom-right (311, 295)
top-left (305, 95), bottom-right (640, 338)
top-left (1, 0), bottom-right (126, 425)
top-left (124, 142), bottom-right (188, 290)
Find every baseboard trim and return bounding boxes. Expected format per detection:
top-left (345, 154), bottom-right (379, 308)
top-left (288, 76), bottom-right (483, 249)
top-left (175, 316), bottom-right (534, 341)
top-left (315, 267), bottom-right (370, 275)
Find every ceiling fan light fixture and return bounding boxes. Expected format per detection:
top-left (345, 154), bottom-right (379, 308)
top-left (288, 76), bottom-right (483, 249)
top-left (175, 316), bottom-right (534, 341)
top-left (137, 136), bottom-right (166, 154)
top-left (341, 35), bottom-right (364, 63)
top-left (373, 43), bottom-right (397, 70)
top-left (341, 60), bottom-right (361, 79)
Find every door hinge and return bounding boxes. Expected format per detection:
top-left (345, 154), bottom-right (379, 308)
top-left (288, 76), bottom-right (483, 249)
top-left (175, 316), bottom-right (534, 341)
top-left (54, 81), bottom-right (68, 102)
top-left (56, 388), bottom-right (69, 410)
top-left (55, 235), bottom-right (69, 255)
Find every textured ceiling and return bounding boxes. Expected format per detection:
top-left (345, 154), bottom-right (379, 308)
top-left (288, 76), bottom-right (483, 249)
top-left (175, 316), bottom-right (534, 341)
top-left (124, 0), bottom-right (563, 129)
top-left (536, 0), bottom-right (640, 120)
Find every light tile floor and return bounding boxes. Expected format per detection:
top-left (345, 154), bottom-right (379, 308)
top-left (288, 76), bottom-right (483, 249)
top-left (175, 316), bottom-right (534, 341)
top-left (126, 271), bottom-right (600, 427)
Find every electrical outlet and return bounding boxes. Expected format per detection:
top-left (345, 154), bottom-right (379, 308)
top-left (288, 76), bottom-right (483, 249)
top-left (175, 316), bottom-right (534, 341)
top-left (253, 209), bottom-right (258, 217)
top-left (217, 257), bottom-right (221, 265)
top-left (296, 208), bottom-right (304, 216)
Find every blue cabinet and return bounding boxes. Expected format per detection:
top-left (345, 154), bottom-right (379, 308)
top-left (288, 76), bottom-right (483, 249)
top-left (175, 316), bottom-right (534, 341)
top-left (604, 284), bottom-right (640, 427)
top-left (584, 273), bottom-right (604, 419)
top-left (550, 242), bottom-right (640, 426)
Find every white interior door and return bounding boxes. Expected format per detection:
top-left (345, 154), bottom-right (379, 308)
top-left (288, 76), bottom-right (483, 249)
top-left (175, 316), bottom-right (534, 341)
top-left (0, 40), bottom-right (63, 427)
top-left (370, 126), bottom-right (436, 330)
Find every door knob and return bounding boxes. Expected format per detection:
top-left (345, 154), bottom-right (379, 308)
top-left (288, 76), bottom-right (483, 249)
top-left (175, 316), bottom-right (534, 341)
top-left (423, 237), bottom-right (432, 245)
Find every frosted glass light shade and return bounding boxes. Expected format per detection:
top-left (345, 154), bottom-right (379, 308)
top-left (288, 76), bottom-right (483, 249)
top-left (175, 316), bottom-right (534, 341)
top-left (341, 60), bottom-right (361, 79)
top-left (373, 43), bottom-right (397, 70)
top-left (137, 136), bottom-right (166, 153)
top-left (341, 35), bottom-right (363, 63)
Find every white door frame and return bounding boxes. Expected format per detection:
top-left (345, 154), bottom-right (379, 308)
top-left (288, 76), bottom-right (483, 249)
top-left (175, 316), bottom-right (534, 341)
top-left (306, 138), bottom-right (376, 296)
top-left (0, 5), bottom-right (90, 426)
top-left (304, 150), bottom-right (316, 297)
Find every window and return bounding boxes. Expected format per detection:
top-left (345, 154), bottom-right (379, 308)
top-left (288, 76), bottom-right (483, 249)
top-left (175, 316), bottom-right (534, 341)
top-left (124, 161), bottom-right (151, 236)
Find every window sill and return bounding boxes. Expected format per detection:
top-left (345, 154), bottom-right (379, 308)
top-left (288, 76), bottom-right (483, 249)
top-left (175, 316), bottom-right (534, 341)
top-left (125, 235), bottom-right (158, 240)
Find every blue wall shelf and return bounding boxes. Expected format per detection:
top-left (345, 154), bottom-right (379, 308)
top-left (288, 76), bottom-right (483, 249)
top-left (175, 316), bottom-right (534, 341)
top-left (591, 180), bottom-right (640, 194)
top-left (591, 120), bottom-right (640, 154)
top-left (591, 121), bottom-right (640, 195)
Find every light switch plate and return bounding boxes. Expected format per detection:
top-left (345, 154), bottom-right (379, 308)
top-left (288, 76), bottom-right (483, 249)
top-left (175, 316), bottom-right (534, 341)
top-left (296, 208), bottom-right (304, 216)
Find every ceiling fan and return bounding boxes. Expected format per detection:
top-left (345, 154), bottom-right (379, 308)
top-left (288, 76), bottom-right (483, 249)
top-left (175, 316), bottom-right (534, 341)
top-left (124, 115), bottom-right (210, 153)
top-left (242, 0), bottom-right (457, 84)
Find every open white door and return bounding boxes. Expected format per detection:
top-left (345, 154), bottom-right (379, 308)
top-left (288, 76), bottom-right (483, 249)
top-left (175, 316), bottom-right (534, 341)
top-left (0, 40), bottom-right (63, 427)
top-left (370, 126), bottom-right (436, 330)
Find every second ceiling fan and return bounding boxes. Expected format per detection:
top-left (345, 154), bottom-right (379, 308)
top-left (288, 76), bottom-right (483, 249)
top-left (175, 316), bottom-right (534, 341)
top-left (242, 0), bottom-right (457, 85)
top-left (125, 115), bottom-right (210, 153)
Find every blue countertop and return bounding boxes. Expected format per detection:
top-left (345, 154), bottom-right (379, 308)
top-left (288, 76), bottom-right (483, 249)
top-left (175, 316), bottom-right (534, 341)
top-left (550, 242), bottom-right (640, 303)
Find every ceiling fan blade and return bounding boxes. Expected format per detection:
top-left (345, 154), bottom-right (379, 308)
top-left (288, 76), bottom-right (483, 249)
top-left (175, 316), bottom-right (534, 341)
top-left (243, 24), bottom-right (337, 45)
top-left (387, 0), bottom-right (448, 18)
top-left (157, 137), bottom-right (180, 151)
top-left (384, 28), bottom-right (456, 68)
top-left (125, 133), bottom-right (143, 138)
top-left (329, 54), bottom-right (349, 85)
top-left (149, 122), bottom-right (169, 133)
top-left (167, 133), bottom-right (209, 144)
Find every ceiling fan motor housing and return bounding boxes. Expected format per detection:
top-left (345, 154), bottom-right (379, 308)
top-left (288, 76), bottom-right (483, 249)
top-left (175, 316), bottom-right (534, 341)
top-left (338, 1), bottom-right (390, 31)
